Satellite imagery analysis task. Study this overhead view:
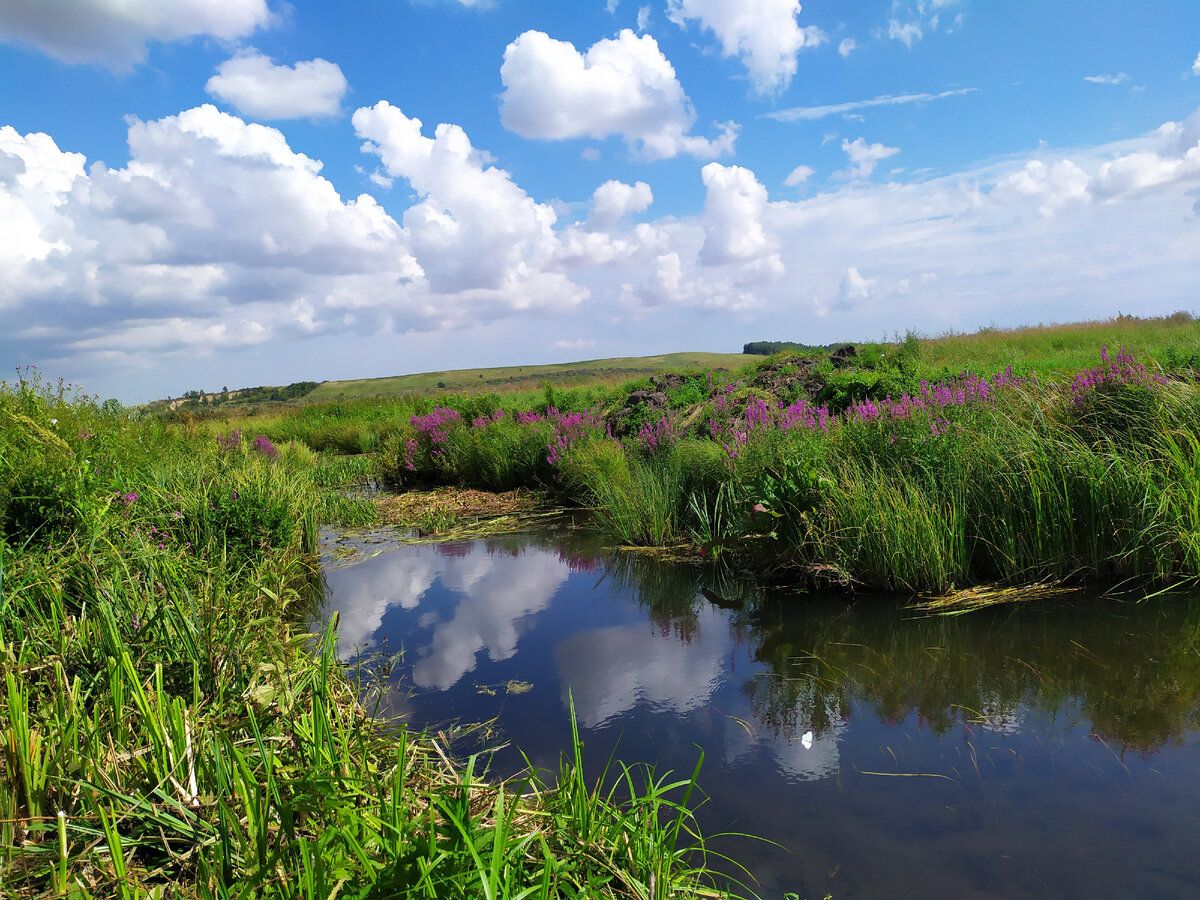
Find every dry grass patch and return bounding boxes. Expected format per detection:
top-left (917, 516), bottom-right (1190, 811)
top-left (378, 486), bottom-right (544, 524)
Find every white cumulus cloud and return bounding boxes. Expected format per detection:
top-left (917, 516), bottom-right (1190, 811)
top-left (838, 137), bottom-right (900, 179)
top-left (353, 100), bottom-right (583, 308)
top-left (206, 49), bottom-right (349, 120)
top-left (499, 29), bottom-right (737, 160)
top-left (699, 163), bottom-right (777, 268)
top-left (666, 0), bottom-right (825, 93)
top-left (838, 38), bottom-right (857, 58)
top-left (0, 0), bottom-right (270, 67)
top-left (589, 180), bottom-right (654, 229)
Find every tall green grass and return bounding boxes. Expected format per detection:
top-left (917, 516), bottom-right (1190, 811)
top-left (0, 374), bottom-right (746, 898)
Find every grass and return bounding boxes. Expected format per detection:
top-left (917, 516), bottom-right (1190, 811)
top-left (920, 311), bottom-right (1200, 377)
top-left (0, 373), bottom-right (748, 898)
top-left (308, 352), bottom-right (755, 401)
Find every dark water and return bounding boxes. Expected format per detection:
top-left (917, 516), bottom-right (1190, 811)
top-left (318, 526), bottom-right (1200, 899)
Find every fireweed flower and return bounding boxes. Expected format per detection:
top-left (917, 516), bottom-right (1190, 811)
top-left (471, 409), bottom-right (506, 428)
top-left (637, 416), bottom-right (679, 453)
top-left (780, 399), bottom-right (831, 432)
top-left (216, 431), bottom-right (241, 452)
top-left (119, 491), bottom-right (139, 505)
top-left (411, 407), bottom-right (462, 457)
top-left (252, 435), bottom-right (278, 459)
top-left (546, 409), bottom-right (603, 465)
top-left (1071, 346), bottom-right (1167, 406)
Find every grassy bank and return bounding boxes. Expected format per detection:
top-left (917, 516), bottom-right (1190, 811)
top-left (304, 353), bottom-right (754, 402)
top-left (0, 375), bottom-right (745, 897)
top-left (193, 314), bottom-right (1200, 596)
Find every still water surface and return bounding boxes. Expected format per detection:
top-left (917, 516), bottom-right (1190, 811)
top-left (319, 526), bottom-right (1200, 898)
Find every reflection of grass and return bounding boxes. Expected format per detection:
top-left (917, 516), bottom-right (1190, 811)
top-left (741, 594), bottom-right (1200, 750)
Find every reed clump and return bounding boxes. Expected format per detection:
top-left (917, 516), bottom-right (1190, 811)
top-left (0, 373), bottom-right (745, 898)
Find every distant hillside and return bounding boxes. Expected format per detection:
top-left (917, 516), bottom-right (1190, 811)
top-left (307, 352), bottom-right (754, 400)
top-left (151, 381), bottom-right (320, 411)
top-left (150, 312), bottom-right (1197, 409)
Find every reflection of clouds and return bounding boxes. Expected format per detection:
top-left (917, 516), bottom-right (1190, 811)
top-left (976, 698), bottom-right (1025, 735)
top-left (412, 551), bottom-right (570, 690)
top-left (753, 721), bottom-right (843, 783)
top-left (555, 605), bottom-right (730, 728)
top-left (438, 553), bottom-right (492, 595)
top-left (720, 687), bottom-right (845, 782)
top-left (322, 545), bottom-right (444, 658)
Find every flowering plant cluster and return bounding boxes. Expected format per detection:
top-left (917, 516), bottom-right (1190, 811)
top-left (848, 370), bottom-right (1025, 428)
top-left (471, 409), bottom-right (506, 429)
top-left (216, 430), bottom-right (278, 459)
top-left (705, 391), bottom-right (833, 458)
top-left (252, 434), bottom-right (278, 459)
top-left (780, 399), bottom-right (831, 432)
top-left (410, 407), bottom-right (462, 457)
top-left (545, 407), bottom-right (604, 466)
top-left (635, 415), bottom-right (679, 454)
top-left (1071, 346), bottom-right (1168, 406)
top-left (391, 348), bottom-right (1151, 477)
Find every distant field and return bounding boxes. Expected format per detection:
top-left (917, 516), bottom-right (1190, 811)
top-left (919, 313), bottom-right (1199, 376)
top-left (307, 352), bottom-right (755, 400)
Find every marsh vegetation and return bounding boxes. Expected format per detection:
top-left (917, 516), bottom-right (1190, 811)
top-left (0, 374), bottom-right (743, 898)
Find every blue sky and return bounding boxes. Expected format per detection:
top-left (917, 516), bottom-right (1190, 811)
top-left (1, 1), bottom-right (1199, 400)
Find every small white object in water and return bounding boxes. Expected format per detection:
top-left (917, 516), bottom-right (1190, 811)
top-left (801, 731), bottom-right (814, 749)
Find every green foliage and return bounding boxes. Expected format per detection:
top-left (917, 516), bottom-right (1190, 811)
top-left (664, 374), bottom-right (711, 408)
top-left (742, 341), bottom-right (831, 355)
top-left (441, 418), bottom-right (554, 490)
top-left (817, 367), bottom-right (917, 411)
top-left (0, 377), bottom-right (742, 898)
top-left (561, 440), bottom-right (684, 546)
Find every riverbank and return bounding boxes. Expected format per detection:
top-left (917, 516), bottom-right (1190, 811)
top-left (0, 374), bottom-right (744, 898)
top-left (206, 328), bottom-right (1200, 596)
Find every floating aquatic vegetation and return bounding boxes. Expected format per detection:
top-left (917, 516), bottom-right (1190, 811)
top-left (915, 582), bottom-right (1084, 615)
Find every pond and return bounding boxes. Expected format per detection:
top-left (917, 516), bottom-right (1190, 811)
top-left (318, 525), bottom-right (1200, 899)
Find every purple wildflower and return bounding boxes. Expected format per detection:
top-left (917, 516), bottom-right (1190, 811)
top-left (1070, 346), bottom-right (1167, 406)
top-left (546, 408), bottom-right (603, 465)
top-left (252, 434), bottom-right (278, 459)
top-left (636, 416), bottom-right (679, 453)
top-left (411, 407), bottom-right (462, 457)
